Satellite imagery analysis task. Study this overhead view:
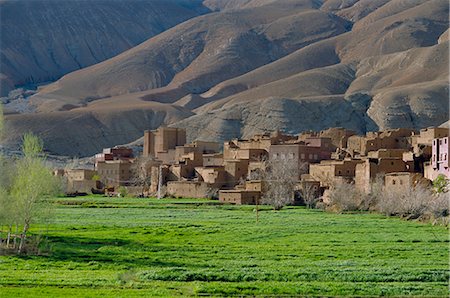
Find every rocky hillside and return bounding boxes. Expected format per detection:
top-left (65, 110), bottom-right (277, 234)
top-left (0, 0), bottom-right (209, 96)
top-left (2, 0), bottom-right (448, 156)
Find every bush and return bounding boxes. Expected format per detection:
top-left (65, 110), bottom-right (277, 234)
top-left (433, 175), bottom-right (448, 193)
top-left (118, 186), bottom-right (128, 198)
top-left (327, 180), bottom-right (363, 213)
top-left (376, 185), bottom-right (431, 219)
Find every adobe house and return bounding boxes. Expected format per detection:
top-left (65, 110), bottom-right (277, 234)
top-left (270, 142), bottom-right (333, 179)
top-left (425, 136), bottom-right (450, 180)
top-left (65, 169), bottom-right (98, 193)
top-left (195, 166), bottom-right (227, 188)
top-left (223, 131), bottom-right (296, 160)
top-left (347, 128), bottom-right (415, 156)
top-left (203, 153), bottom-right (224, 167)
top-left (96, 159), bottom-right (133, 188)
top-left (191, 141), bottom-right (221, 154)
top-left (224, 159), bottom-right (250, 187)
top-left (384, 172), bottom-right (431, 193)
top-left (319, 127), bottom-right (356, 149)
top-left (354, 157), bottom-right (413, 194)
top-left (219, 190), bottom-right (261, 205)
top-left (309, 159), bottom-right (364, 187)
top-left (367, 149), bottom-right (409, 159)
top-left (95, 146), bottom-right (133, 166)
top-left (223, 144), bottom-right (268, 161)
top-left (170, 150), bottom-right (204, 179)
top-left (167, 181), bottom-right (211, 199)
top-left (143, 127), bottom-right (186, 162)
top-left (245, 180), bottom-right (266, 192)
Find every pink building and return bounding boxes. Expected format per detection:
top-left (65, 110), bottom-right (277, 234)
top-left (426, 137), bottom-right (450, 180)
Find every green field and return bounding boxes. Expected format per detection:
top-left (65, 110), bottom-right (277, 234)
top-left (0, 196), bottom-right (448, 297)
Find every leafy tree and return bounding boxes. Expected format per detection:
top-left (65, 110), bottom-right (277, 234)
top-left (433, 174), bottom-right (448, 193)
top-left (10, 133), bottom-right (60, 253)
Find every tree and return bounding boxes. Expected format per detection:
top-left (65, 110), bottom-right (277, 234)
top-left (298, 181), bottom-right (319, 209)
top-left (10, 133), bottom-right (60, 253)
top-left (327, 180), bottom-right (362, 213)
top-left (433, 174), bottom-right (448, 194)
top-left (261, 158), bottom-right (300, 210)
top-left (131, 155), bottom-right (159, 196)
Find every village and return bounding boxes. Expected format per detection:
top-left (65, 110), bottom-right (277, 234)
top-left (55, 125), bottom-right (449, 206)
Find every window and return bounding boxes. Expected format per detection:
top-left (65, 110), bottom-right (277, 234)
top-left (347, 170), bottom-right (350, 174)
top-left (289, 153), bottom-right (295, 159)
top-left (301, 153), bottom-right (305, 159)
top-left (309, 154), bottom-right (313, 160)
top-left (440, 140), bottom-right (442, 145)
top-left (399, 180), bottom-right (403, 185)
top-left (338, 170), bottom-right (341, 175)
top-left (391, 162), bottom-right (394, 166)
top-left (392, 180), bottom-right (396, 185)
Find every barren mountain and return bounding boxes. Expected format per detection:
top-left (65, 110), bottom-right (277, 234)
top-left (1, 0), bottom-right (448, 156)
top-left (0, 0), bottom-right (209, 96)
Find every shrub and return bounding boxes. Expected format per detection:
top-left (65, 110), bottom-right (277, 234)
top-left (376, 185), bottom-right (431, 219)
top-left (433, 175), bottom-right (448, 193)
top-left (118, 186), bottom-right (128, 198)
top-left (327, 180), bottom-right (363, 212)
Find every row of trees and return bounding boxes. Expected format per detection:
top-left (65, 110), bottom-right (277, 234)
top-left (250, 155), bottom-right (448, 225)
top-left (0, 104), bottom-right (60, 254)
top-left (326, 177), bottom-right (449, 224)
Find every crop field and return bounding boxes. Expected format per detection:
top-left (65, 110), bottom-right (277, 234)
top-left (0, 196), bottom-right (448, 297)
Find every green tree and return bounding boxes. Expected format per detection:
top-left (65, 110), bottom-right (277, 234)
top-left (433, 174), bottom-right (448, 194)
top-left (10, 133), bottom-right (60, 254)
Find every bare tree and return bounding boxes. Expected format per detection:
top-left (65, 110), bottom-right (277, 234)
top-left (131, 155), bottom-right (158, 196)
top-left (298, 181), bottom-right (319, 209)
top-left (376, 184), bottom-right (431, 219)
top-left (261, 158), bottom-right (300, 210)
top-left (327, 180), bottom-right (362, 213)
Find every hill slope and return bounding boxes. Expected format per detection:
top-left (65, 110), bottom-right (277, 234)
top-left (0, 0), bottom-right (209, 96)
top-left (2, 0), bottom-right (448, 156)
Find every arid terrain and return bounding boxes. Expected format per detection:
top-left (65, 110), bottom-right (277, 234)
top-left (1, 0), bottom-right (448, 156)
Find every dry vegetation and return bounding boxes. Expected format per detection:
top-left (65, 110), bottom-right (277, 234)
top-left (324, 178), bottom-right (449, 225)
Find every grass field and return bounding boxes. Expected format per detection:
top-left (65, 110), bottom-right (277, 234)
top-left (0, 196), bottom-right (448, 297)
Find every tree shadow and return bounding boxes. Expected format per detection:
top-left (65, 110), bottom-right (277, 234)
top-left (19, 234), bottom-right (198, 269)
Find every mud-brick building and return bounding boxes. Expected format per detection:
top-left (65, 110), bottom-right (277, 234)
top-left (143, 127), bottom-right (186, 163)
top-left (411, 127), bottom-right (448, 156)
top-left (347, 128), bottom-right (415, 156)
top-left (167, 181), bottom-right (211, 199)
top-left (384, 172), bottom-right (430, 193)
top-left (95, 147), bottom-right (133, 165)
top-left (62, 169), bottom-right (98, 193)
top-left (219, 190), bottom-right (261, 205)
top-left (309, 159), bottom-right (364, 187)
top-left (354, 157), bottom-right (413, 194)
top-left (96, 159), bottom-right (133, 188)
